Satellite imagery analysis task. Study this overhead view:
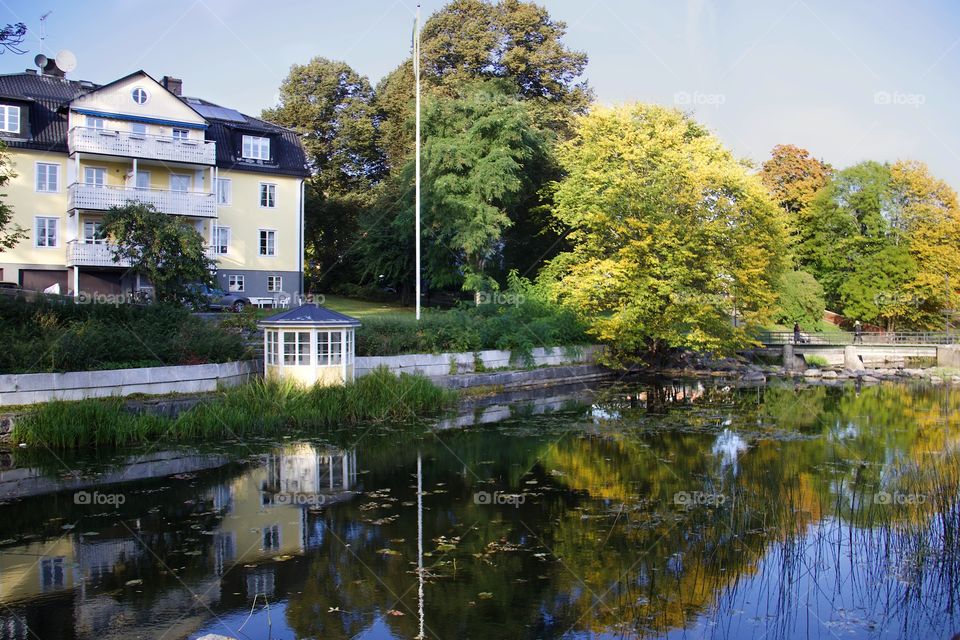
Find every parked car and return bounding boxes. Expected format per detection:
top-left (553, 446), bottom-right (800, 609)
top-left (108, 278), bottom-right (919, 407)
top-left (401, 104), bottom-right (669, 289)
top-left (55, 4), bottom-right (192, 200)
top-left (186, 283), bottom-right (250, 312)
top-left (0, 281), bottom-right (21, 290)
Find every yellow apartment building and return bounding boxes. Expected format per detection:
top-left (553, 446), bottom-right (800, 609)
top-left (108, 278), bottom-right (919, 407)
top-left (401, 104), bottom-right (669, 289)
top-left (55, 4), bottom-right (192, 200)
top-left (0, 67), bottom-right (308, 303)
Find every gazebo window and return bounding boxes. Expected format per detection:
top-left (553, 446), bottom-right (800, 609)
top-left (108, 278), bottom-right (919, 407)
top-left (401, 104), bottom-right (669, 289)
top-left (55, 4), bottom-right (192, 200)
top-left (265, 330), bottom-right (279, 365)
top-left (345, 330), bottom-right (354, 364)
top-left (318, 331), bottom-right (343, 366)
top-left (283, 331), bottom-right (312, 365)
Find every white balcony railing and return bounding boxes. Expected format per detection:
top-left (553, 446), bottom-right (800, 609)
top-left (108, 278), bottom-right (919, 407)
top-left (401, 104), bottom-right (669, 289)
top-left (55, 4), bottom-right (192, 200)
top-left (67, 241), bottom-right (220, 268)
top-left (65, 241), bottom-right (132, 268)
top-left (68, 183), bottom-right (217, 218)
top-left (68, 127), bottom-right (216, 165)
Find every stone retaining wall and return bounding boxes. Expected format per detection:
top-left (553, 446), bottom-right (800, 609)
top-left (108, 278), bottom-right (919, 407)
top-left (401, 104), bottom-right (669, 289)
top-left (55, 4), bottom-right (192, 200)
top-left (0, 360), bottom-right (262, 406)
top-left (355, 345), bottom-right (603, 379)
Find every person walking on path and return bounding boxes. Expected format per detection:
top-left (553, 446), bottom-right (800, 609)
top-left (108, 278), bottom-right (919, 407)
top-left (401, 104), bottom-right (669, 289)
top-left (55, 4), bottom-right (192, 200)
top-left (853, 320), bottom-right (863, 344)
top-left (794, 322), bottom-right (801, 344)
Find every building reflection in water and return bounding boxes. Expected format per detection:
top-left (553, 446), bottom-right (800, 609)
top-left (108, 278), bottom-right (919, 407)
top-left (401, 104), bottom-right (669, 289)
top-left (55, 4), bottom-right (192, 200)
top-left (0, 444), bottom-right (357, 637)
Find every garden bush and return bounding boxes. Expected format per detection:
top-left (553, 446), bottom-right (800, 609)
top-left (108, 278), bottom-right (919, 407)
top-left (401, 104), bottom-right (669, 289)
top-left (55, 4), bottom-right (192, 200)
top-left (0, 294), bottom-right (248, 373)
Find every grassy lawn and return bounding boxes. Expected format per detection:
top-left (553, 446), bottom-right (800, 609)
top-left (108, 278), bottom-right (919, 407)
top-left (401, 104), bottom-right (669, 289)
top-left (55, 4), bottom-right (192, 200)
top-left (321, 295), bottom-right (414, 319)
top-left (237, 295), bottom-right (415, 322)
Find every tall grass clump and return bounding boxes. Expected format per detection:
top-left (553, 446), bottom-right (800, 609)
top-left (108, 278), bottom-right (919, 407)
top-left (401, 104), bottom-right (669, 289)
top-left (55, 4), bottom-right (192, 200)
top-left (13, 368), bottom-right (456, 449)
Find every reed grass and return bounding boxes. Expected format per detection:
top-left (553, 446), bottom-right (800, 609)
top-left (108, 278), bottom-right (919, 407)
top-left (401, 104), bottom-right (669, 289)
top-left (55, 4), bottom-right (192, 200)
top-left (12, 368), bottom-right (456, 449)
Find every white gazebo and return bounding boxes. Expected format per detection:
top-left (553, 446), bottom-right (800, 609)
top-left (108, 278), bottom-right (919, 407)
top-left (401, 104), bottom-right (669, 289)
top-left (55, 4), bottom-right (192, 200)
top-left (259, 304), bottom-right (361, 386)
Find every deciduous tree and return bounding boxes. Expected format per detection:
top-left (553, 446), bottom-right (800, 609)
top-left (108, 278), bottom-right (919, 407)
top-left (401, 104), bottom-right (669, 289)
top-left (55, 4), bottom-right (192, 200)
top-left (543, 104), bottom-right (788, 359)
top-left (263, 57), bottom-right (384, 289)
top-left (99, 204), bottom-right (214, 304)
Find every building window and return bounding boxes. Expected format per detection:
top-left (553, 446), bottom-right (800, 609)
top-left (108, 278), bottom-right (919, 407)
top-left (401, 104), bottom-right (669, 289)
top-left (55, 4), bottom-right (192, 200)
top-left (83, 220), bottom-right (103, 244)
top-left (0, 105), bottom-right (19, 133)
top-left (265, 330), bottom-right (279, 365)
top-left (216, 178), bottom-right (232, 205)
top-left (130, 122), bottom-right (147, 137)
top-left (86, 116), bottom-right (105, 130)
top-left (317, 331), bottom-right (343, 366)
top-left (213, 225), bottom-right (230, 255)
top-left (346, 330), bottom-right (354, 364)
top-left (135, 170), bottom-right (150, 190)
top-left (242, 135), bottom-right (270, 160)
top-left (267, 275), bottom-right (282, 292)
top-left (35, 217), bottom-right (58, 247)
top-left (284, 331), bottom-right (311, 365)
top-left (170, 174), bottom-right (191, 192)
top-left (259, 230), bottom-right (276, 256)
top-left (227, 274), bottom-right (244, 292)
top-left (84, 166), bottom-right (106, 186)
top-left (259, 183), bottom-right (276, 208)
top-left (36, 163), bottom-right (59, 193)
top-left (172, 128), bottom-right (189, 140)
top-left (131, 87), bottom-right (149, 105)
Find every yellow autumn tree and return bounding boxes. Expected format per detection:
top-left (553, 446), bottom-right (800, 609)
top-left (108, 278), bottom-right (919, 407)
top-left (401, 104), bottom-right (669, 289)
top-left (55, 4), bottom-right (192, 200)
top-left (541, 104), bottom-right (788, 361)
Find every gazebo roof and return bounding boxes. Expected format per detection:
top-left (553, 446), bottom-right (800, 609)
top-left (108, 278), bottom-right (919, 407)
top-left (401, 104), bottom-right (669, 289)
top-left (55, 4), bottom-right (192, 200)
top-left (259, 304), bottom-right (361, 327)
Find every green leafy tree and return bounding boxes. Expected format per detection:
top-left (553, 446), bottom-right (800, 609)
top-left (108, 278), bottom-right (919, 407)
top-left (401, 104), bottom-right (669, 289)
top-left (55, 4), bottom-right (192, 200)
top-left (542, 104), bottom-right (788, 359)
top-left (0, 142), bottom-right (25, 252)
top-left (420, 0), bottom-right (590, 130)
top-left (774, 270), bottom-right (826, 328)
top-left (798, 161), bottom-right (894, 310)
top-left (797, 160), bottom-right (960, 330)
top-left (836, 245), bottom-right (916, 329)
top-left (98, 204), bottom-right (214, 304)
top-left (358, 82), bottom-right (547, 294)
top-left (364, 0), bottom-right (588, 292)
top-left (263, 57), bottom-right (385, 290)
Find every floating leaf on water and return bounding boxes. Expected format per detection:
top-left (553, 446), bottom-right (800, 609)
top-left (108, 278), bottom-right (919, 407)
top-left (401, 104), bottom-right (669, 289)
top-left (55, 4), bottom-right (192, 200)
top-left (272, 555), bottom-right (293, 561)
top-left (386, 609), bottom-right (405, 616)
top-left (125, 579), bottom-right (143, 586)
top-left (61, 524), bottom-right (75, 530)
top-left (478, 592), bottom-right (494, 600)
top-left (376, 548), bottom-right (401, 556)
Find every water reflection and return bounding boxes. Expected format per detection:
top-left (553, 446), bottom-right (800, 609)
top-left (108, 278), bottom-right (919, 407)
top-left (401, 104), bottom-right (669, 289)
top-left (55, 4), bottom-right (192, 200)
top-left (0, 381), bottom-right (957, 639)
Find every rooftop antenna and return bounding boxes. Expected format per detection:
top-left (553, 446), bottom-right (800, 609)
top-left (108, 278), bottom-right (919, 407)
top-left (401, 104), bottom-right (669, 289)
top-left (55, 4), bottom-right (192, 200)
top-left (39, 11), bottom-right (52, 55)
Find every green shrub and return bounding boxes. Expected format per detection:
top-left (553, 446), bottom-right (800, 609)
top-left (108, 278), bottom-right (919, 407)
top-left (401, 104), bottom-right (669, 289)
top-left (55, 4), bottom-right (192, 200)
top-left (355, 299), bottom-right (590, 357)
top-left (0, 295), bottom-right (248, 373)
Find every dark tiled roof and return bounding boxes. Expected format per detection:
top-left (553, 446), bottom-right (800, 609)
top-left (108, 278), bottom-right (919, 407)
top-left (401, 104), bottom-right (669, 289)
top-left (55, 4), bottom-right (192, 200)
top-left (183, 96), bottom-right (308, 177)
top-left (0, 72), bottom-right (87, 153)
top-left (260, 304), bottom-right (361, 326)
top-left (0, 71), bottom-right (309, 176)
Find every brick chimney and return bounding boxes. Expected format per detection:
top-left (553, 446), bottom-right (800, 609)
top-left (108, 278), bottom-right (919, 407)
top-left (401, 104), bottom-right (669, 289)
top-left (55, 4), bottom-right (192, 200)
top-left (161, 76), bottom-right (182, 96)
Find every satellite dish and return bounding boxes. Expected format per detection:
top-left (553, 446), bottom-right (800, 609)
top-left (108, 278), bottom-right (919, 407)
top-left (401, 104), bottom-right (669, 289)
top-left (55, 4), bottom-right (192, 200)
top-left (54, 49), bottom-right (77, 73)
top-left (34, 53), bottom-right (48, 69)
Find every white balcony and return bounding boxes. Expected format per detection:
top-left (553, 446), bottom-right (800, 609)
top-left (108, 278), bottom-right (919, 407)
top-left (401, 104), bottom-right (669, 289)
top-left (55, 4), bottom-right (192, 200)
top-left (68, 127), bottom-right (216, 165)
top-left (68, 183), bottom-right (217, 218)
top-left (65, 241), bottom-right (132, 268)
top-left (67, 241), bottom-right (219, 267)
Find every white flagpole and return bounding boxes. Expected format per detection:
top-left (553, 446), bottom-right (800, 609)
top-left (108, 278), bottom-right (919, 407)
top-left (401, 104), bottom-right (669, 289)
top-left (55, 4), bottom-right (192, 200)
top-left (414, 3), bottom-right (422, 321)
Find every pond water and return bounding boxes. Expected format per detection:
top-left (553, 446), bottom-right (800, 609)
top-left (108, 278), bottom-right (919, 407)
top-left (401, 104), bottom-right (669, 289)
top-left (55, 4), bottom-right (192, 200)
top-left (1, 379), bottom-right (959, 640)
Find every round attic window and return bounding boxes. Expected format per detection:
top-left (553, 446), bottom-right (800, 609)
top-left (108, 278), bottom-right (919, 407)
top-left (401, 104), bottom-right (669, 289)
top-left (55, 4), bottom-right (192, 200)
top-left (131, 87), bottom-right (149, 105)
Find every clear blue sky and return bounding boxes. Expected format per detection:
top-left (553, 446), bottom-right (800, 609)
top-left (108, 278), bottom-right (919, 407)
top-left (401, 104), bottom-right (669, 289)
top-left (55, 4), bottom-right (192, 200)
top-left (2, 0), bottom-right (959, 187)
